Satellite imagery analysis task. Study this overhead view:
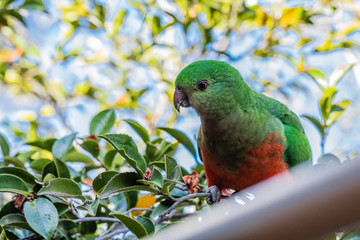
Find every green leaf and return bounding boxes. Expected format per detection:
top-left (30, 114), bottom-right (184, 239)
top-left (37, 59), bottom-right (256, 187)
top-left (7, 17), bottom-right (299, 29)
top-left (0, 167), bottom-right (37, 186)
top-left (99, 134), bottom-right (146, 176)
top-left (100, 172), bottom-right (139, 197)
top-left (0, 174), bottom-right (29, 196)
top-left (52, 133), bottom-right (77, 160)
top-left (38, 178), bottom-right (85, 200)
top-left (124, 119), bottom-right (150, 143)
top-left (90, 109), bottom-right (115, 135)
top-left (151, 168), bottom-right (164, 187)
top-left (165, 155), bottom-right (182, 181)
top-left (0, 225), bottom-right (6, 240)
top-left (77, 198), bottom-right (99, 216)
top-left (326, 100), bottom-right (352, 126)
top-left (0, 134), bottom-right (9, 157)
top-left (64, 151), bottom-right (96, 166)
top-left (113, 10), bottom-right (127, 36)
top-left (329, 63), bottom-right (355, 87)
top-left (93, 171), bottom-right (119, 193)
top-left (111, 213), bottom-right (148, 238)
top-left (103, 149), bottom-right (119, 169)
top-left (320, 87), bottom-right (337, 122)
top-left (0, 213), bottom-right (32, 231)
top-left (80, 139), bottom-right (100, 158)
top-left (139, 168), bottom-right (164, 188)
top-left (24, 198), bottom-right (58, 240)
top-left (3, 156), bottom-right (24, 168)
top-left (30, 158), bottom-right (52, 173)
top-left (53, 202), bottom-right (69, 216)
top-left (158, 127), bottom-right (197, 159)
top-left (0, 201), bottom-right (18, 219)
top-left (26, 138), bottom-right (56, 152)
top-left (136, 216), bottom-right (155, 235)
top-left (43, 173), bottom-right (56, 186)
top-left (57, 219), bottom-right (77, 238)
top-left (125, 191), bottom-right (138, 210)
top-left (42, 160), bottom-right (71, 180)
top-left (304, 69), bottom-right (327, 90)
top-left (302, 115), bottom-right (325, 138)
top-left (21, 0), bottom-right (46, 11)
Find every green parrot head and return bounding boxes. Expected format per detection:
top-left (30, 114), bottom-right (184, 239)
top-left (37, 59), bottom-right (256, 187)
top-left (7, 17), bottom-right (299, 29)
top-left (173, 60), bottom-right (251, 116)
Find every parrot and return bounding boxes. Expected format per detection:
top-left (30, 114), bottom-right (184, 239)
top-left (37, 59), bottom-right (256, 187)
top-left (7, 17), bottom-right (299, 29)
top-left (173, 60), bottom-right (312, 203)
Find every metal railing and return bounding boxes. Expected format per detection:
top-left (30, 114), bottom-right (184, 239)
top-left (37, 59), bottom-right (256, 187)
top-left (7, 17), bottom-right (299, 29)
top-left (153, 159), bottom-right (360, 240)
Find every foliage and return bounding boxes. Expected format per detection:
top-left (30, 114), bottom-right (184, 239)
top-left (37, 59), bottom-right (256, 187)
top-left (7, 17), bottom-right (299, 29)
top-left (0, 109), bottom-right (208, 239)
top-left (0, 0), bottom-right (359, 239)
top-left (303, 64), bottom-right (355, 154)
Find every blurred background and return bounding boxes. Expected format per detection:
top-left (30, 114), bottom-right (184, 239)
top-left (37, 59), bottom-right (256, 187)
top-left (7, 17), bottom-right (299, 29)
top-left (1, 0), bottom-right (360, 170)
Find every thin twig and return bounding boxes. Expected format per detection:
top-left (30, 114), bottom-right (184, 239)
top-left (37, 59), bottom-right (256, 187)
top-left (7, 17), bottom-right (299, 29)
top-left (154, 192), bottom-right (209, 225)
top-left (124, 208), bottom-right (153, 215)
top-left (73, 217), bottom-right (121, 223)
top-left (95, 226), bottom-right (128, 240)
top-left (19, 234), bottom-right (36, 240)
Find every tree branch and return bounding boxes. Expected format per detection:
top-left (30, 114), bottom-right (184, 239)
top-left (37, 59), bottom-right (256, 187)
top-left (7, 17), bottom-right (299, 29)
top-left (73, 217), bottom-right (121, 223)
top-left (154, 192), bottom-right (209, 225)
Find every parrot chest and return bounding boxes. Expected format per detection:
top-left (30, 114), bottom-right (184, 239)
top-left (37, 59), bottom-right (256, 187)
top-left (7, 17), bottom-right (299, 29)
top-left (199, 111), bottom-right (288, 191)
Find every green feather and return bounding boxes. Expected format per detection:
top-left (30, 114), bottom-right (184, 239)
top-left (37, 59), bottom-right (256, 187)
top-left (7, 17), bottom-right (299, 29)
top-left (175, 60), bottom-right (312, 167)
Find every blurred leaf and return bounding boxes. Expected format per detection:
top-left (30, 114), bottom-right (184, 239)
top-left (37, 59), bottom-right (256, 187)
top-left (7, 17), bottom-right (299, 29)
top-left (100, 134), bottom-right (146, 176)
top-left (43, 173), bottom-right (56, 185)
top-left (57, 219), bottom-right (77, 238)
top-left (304, 69), bottom-right (327, 90)
top-left (329, 63), bottom-right (355, 87)
top-left (27, 138), bottom-right (56, 152)
top-left (52, 133), bottom-right (77, 160)
top-left (0, 201), bottom-right (18, 219)
top-left (320, 87), bottom-right (337, 121)
top-left (21, 0), bottom-right (46, 11)
top-left (0, 174), bottom-right (29, 196)
top-left (326, 100), bottom-right (352, 126)
top-left (279, 7), bottom-right (303, 28)
top-left (111, 213), bottom-right (148, 238)
top-left (93, 170), bottom-right (118, 193)
top-left (80, 139), bottom-right (100, 158)
top-left (41, 160), bottom-right (70, 180)
top-left (124, 119), bottom-right (150, 143)
top-left (158, 127), bottom-right (196, 159)
top-left (24, 198), bottom-right (58, 240)
top-left (150, 168), bottom-right (163, 187)
top-left (302, 115), bottom-right (325, 138)
top-left (77, 198), bottom-right (99, 216)
top-left (90, 109), bottom-right (115, 135)
top-left (136, 216), bottom-right (155, 235)
top-left (0, 167), bottom-right (37, 186)
top-left (132, 195), bottom-right (157, 217)
top-left (30, 158), bottom-right (51, 173)
top-left (103, 149), bottom-right (120, 169)
top-left (0, 134), bottom-right (10, 157)
top-left (38, 178), bottom-right (85, 200)
top-left (113, 10), bottom-right (126, 36)
top-left (125, 191), bottom-right (138, 210)
top-left (0, 214), bottom-right (32, 231)
top-left (0, 225), bottom-right (6, 240)
top-left (165, 155), bottom-right (182, 181)
top-left (64, 151), bottom-right (97, 166)
top-left (100, 172), bottom-right (142, 197)
top-left (3, 157), bottom-right (25, 168)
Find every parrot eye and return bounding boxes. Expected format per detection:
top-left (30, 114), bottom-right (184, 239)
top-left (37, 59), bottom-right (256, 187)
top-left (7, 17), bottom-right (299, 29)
top-left (197, 80), bottom-right (208, 91)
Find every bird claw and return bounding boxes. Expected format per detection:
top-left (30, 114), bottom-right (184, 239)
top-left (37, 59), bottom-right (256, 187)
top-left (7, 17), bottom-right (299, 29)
top-left (206, 185), bottom-right (221, 205)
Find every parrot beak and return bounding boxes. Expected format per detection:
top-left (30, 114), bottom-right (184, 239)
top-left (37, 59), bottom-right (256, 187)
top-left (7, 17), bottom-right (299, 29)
top-left (173, 87), bottom-right (190, 112)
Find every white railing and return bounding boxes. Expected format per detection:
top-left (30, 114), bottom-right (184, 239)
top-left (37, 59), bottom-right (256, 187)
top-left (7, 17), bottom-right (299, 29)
top-left (153, 159), bottom-right (360, 240)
